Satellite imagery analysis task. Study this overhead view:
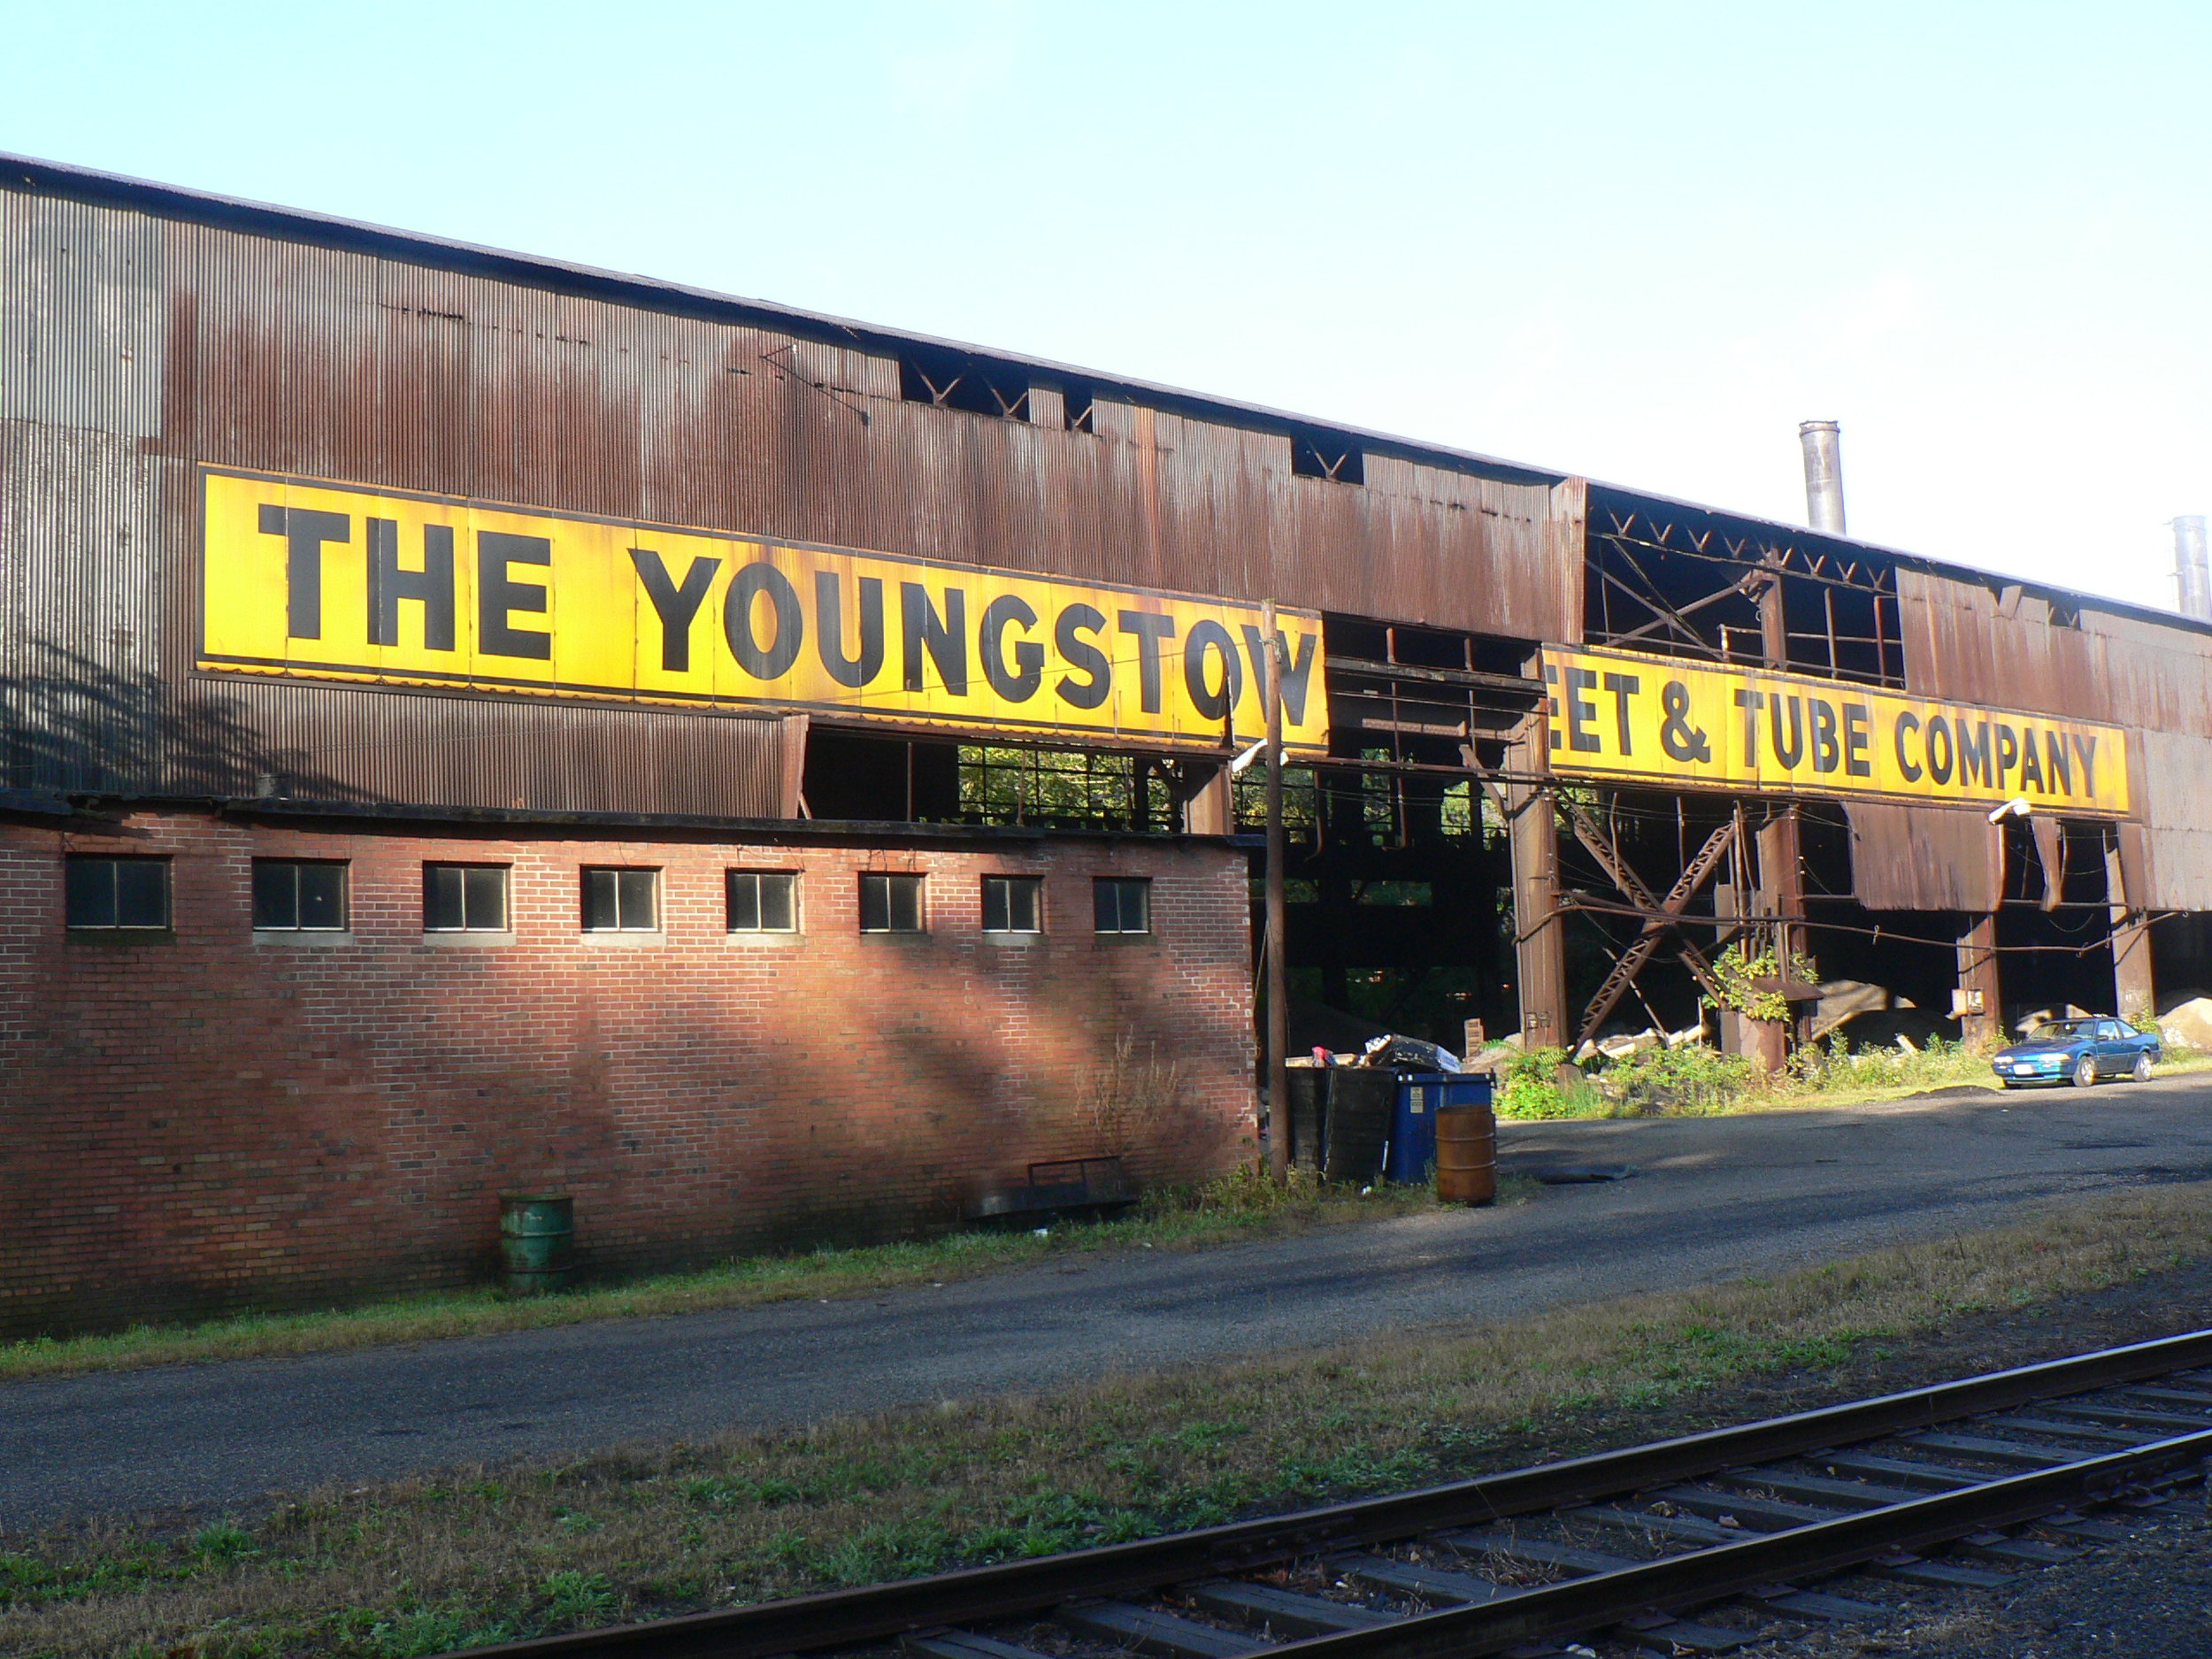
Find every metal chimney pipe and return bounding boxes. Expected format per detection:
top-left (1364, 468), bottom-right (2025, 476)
top-left (1799, 420), bottom-right (1846, 534)
top-left (2176, 515), bottom-right (2211, 621)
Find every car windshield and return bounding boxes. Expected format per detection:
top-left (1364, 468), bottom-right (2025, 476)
top-left (2027, 1019), bottom-right (2097, 1041)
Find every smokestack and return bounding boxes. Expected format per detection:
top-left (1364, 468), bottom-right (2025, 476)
top-left (2176, 515), bottom-right (2211, 621)
top-left (1799, 420), bottom-right (1846, 534)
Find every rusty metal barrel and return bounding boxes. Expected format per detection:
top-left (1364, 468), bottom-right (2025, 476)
top-left (1433, 1102), bottom-right (1496, 1205)
top-left (499, 1193), bottom-right (574, 1294)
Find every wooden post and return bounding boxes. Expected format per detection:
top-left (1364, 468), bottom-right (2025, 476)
top-left (1263, 601), bottom-right (1289, 1187)
top-left (1956, 913), bottom-right (2002, 1048)
top-left (2106, 833), bottom-right (2154, 1025)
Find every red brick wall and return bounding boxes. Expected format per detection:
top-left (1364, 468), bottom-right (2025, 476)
top-left (0, 811), bottom-right (1256, 1338)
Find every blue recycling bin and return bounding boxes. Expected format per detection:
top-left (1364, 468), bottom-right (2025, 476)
top-left (1388, 1072), bottom-right (1494, 1184)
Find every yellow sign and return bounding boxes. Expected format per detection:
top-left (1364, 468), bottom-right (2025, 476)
top-left (197, 471), bottom-right (1327, 753)
top-left (1541, 646), bottom-right (2131, 815)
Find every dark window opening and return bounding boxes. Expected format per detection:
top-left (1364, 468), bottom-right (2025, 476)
top-left (65, 856), bottom-right (170, 930)
top-left (727, 871), bottom-right (798, 933)
top-left (1094, 877), bottom-right (1151, 934)
top-left (253, 860), bottom-right (348, 931)
top-left (1062, 380), bottom-right (1098, 433)
top-left (424, 864), bottom-right (508, 932)
top-left (982, 874), bottom-right (1043, 933)
top-left (899, 346), bottom-right (1031, 421)
top-left (860, 872), bottom-right (926, 933)
top-left (1290, 431), bottom-right (1364, 484)
top-left (582, 867), bottom-right (658, 932)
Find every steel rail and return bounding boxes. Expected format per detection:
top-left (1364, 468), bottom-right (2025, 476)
top-left (450, 1327), bottom-right (2212, 1659)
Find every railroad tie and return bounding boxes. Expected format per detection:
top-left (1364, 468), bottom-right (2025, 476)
top-left (1900, 1432), bottom-right (2083, 1466)
top-left (1812, 1449), bottom-right (1983, 1489)
top-left (1868, 1552), bottom-right (2015, 1590)
top-left (1652, 1486), bottom-right (1851, 1530)
top-left (1179, 1581), bottom-right (1395, 1637)
top-left (903, 1632), bottom-right (1058, 1659)
top-left (2033, 1401), bottom-right (2212, 1432)
top-left (1978, 1413), bottom-right (2164, 1446)
top-left (1333, 1555), bottom-right (1510, 1605)
top-left (1432, 1528), bottom-right (1645, 1575)
top-left (1056, 1601), bottom-right (1274, 1659)
top-left (1565, 1504), bottom-right (1745, 1546)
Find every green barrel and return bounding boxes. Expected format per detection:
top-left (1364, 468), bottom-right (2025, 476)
top-left (499, 1193), bottom-right (574, 1294)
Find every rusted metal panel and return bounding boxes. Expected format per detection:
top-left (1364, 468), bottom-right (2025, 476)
top-left (2129, 729), bottom-right (2212, 910)
top-left (1845, 800), bottom-right (2001, 911)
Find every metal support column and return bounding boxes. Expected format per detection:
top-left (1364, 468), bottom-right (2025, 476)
top-left (1957, 914), bottom-right (2002, 1048)
top-left (1506, 711), bottom-right (1566, 1049)
top-left (2107, 834), bottom-right (2155, 1025)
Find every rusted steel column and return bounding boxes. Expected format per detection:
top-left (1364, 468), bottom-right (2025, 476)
top-left (1262, 601), bottom-right (1289, 1187)
top-left (1956, 914), bottom-right (2002, 1048)
top-left (1506, 713), bottom-right (1566, 1051)
top-left (1755, 805), bottom-right (1809, 1050)
top-left (2106, 835), bottom-right (2155, 1025)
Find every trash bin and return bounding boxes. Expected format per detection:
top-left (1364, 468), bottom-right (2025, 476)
top-left (1388, 1072), bottom-right (1493, 1184)
top-left (499, 1193), bottom-right (574, 1294)
top-left (1435, 1100), bottom-right (1498, 1206)
top-left (1283, 1064), bottom-right (1329, 1176)
top-left (1321, 1069), bottom-right (1394, 1185)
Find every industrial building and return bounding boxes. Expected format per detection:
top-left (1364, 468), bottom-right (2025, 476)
top-left (3, 153), bottom-right (2206, 1336)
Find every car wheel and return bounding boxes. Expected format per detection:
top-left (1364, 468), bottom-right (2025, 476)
top-left (2133, 1051), bottom-right (2153, 1083)
top-left (2000, 1079), bottom-right (2020, 1090)
top-left (2072, 1053), bottom-right (2098, 1087)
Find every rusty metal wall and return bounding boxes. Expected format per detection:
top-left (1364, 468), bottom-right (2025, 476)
top-left (1, 174), bottom-right (1572, 816)
top-left (1897, 568), bottom-right (2212, 909)
top-left (1844, 800), bottom-right (2001, 911)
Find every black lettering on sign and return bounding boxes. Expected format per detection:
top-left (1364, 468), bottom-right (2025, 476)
top-left (815, 571), bottom-right (884, 688)
top-left (1183, 618), bottom-right (1243, 723)
top-left (2044, 729), bottom-right (2072, 795)
top-left (1118, 611), bottom-right (1177, 714)
top-left (368, 518), bottom-right (457, 650)
top-left (1733, 688), bottom-right (1765, 759)
top-left (1842, 703), bottom-right (1872, 777)
top-left (628, 547), bottom-right (719, 672)
top-left (1958, 719), bottom-right (1991, 787)
top-left (478, 531), bottom-right (552, 660)
top-left (2072, 733), bottom-right (2098, 796)
top-left (2019, 728), bottom-right (2045, 791)
top-left (1809, 698), bottom-right (1839, 773)
top-left (1240, 626), bottom-right (1318, 726)
top-left (1563, 666), bottom-right (1601, 752)
top-left (1601, 672), bottom-right (1640, 755)
top-left (1771, 694), bottom-right (1806, 769)
top-left (1657, 680), bottom-right (1711, 763)
top-left (1995, 724), bottom-right (2020, 788)
top-left (1893, 711), bottom-right (1924, 782)
top-left (259, 503), bottom-right (349, 641)
top-left (1925, 714), bottom-right (1955, 784)
top-left (902, 582), bottom-right (968, 695)
top-left (979, 593), bottom-right (1042, 702)
top-left (725, 560), bottom-right (803, 680)
top-left (1055, 603), bottom-right (1110, 710)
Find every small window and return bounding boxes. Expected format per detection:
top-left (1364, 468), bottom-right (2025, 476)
top-left (981, 875), bottom-right (1043, 933)
top-left (859, 872), bottom-right (926, 933)
top-left (582, 867), bottom-right (658, 932)
top-left (65, 856), bottom-right (171, 931)
top-left (727, 871), bottom-right (798, 933)
top-left (252, 860), bottom-right (348, 931)
top-left (1094, 877), bottom-right (1150, 934)
top-left (424, 864), bottom-right (508, 932)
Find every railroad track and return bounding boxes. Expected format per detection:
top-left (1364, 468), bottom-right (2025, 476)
top-left (457, 1329), bottom-right (2212, 1659)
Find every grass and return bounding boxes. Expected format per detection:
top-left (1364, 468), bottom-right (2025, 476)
top-left (1494, 1034), bottom-right (2212, 1121)
top-left (0, 1170), bottom-right (1440, 1384)
top-left (5, 1179), bottom-right (2209, 1659)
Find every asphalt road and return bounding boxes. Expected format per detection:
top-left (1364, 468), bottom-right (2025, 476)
top-left (10, 1074), bottom-right (2212, 1532)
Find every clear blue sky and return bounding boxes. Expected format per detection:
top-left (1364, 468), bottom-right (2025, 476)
top-left (6, 2), bottom-right (2208, 609)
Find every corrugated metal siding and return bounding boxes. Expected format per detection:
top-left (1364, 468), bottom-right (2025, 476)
top-left (1898, 568), bottom-right (2212, 909)
top-left (3, 183), bottom-right (1578, 818)
top-left (1846, 800), bottom-right (2002, 911)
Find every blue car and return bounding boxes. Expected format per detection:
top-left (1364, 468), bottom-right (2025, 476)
top-left (1991, 1017), bottom-right (2161, 1088)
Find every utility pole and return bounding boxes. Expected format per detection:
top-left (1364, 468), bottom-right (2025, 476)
top-left (1263, 600), bottom-right (1289, 1187)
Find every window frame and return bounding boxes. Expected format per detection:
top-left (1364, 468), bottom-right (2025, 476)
top-left (858, 871), bottom-right (926, 935)
top-left (64, 855), bottom-right (173, 933)
top-left (251, 858), bottom-right (350, 933)
top-left (980, 873), bottom-right (1044, 934)
top-left (423, 862), bottom-right (511, 933)
top-left (1093, 876), bottom-right (1152, 936)
top-left (726, 869), bottom-right (800, 934)
top-left (580, 865), bottom-right (660, 933)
